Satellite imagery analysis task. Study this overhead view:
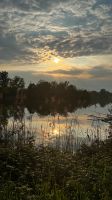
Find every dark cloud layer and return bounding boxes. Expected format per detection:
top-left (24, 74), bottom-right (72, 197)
top-left (46, 65), bottom-right (112, 79)
top-left (88, 66), bottom-right (112, 78)
top-left (9, 65), bottom-right (112, 91)
top-left (47, 68), bottom-right (83, 76)
top-left (0, 0), bottom-right (112, 64)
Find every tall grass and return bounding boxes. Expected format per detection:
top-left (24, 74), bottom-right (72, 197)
top-left (0, 112), bottom-right (108, 153)
top-left (0, 119), bottom-right (112, 199)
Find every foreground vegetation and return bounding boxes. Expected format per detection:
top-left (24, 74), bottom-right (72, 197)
top-left (0, 134), bottom-right (112, 200)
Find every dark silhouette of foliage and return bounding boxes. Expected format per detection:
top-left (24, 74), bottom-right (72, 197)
top-left (26, 80), bottom-right (112, 115)
top-left (0, 71), bottom-right (112, 116)
top-left (0, 71), bottom-right (25, 104)
top-left (0, 71), bottom-right (9, 88)
top-left (10, 76), bottom-right (24, 89)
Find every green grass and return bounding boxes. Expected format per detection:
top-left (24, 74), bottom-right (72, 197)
top-left (0, 137), bottom-right (112, 200)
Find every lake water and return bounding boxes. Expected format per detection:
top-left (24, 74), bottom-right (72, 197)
top-left (8, 103), bottom-right (111, 150)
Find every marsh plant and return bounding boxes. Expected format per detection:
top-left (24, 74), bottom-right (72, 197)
top-left (0, 111), bottom-right (107, 153)
top-left (0, 114), bottom-right (112, 199)
top-left (0, 130), bottom-right (112, 199)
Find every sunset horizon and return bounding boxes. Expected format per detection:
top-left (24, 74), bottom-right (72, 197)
top-left (0, 0), bottom-right (112, 90)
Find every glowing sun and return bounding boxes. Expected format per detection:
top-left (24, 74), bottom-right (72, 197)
top-left (53, 57), bottom-right (60, 63)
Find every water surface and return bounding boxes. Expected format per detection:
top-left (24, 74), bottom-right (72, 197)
top-left (22, 104), bottom-right (111, 148)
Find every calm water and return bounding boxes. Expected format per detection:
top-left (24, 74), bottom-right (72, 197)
top-left (7, 103), bottom-right (110, 149)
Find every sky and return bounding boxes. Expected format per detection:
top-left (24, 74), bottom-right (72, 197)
top-left (0, 0), bottom-right (112, 91)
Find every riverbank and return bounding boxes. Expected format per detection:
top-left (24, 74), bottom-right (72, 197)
top-left (0, 135), bottom-right (112, 200)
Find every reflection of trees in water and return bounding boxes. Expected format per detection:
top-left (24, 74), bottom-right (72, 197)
top-left (0, 105), bottom-right (24, 146)
top-left (0, 71), bottom-right (112, 115)
top-left (107, 107), bottom-right (112, 139)
top-left (90, 106), bottom-right (112, 140)
top-left (26, 81), bottom-right (90, 115)
top-left (26, 81), bottom-right (112, 115)
top-left (0, 105), bottom-right (34, 146)
top-left (0, 105), bottom-right (24, 128)
top-left (0, 104), bottom-right (111, 151)
top-left (0, 105), bottom-right (8, 127)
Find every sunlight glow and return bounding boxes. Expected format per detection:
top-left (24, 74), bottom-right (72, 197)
top-left (53, 57), bottom-right (60, 63)
top-left (53, 129), bottom-right (59, 135)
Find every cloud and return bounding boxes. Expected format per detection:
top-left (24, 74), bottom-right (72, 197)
top-left (0, 0), bottom-right (65, 12)
top-left (0, 32), bottom-right (41, 64)
top-left (0, 0), bottom-right (112, 64)
top-left (46, 68), bottom-right (83, 76)
top-left (8, 66), bottom-right (112, 91)
top-left (45, 65), bottom-right (112, 80)
top-left (88, 66), bottom-right (112, 79)
top-left (44, 34), bottom-right (112, 58)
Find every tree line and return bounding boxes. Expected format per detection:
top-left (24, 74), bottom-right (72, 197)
top-left (0, 71), bottom-right (112, 115)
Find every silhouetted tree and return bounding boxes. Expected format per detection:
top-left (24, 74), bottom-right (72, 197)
top-left (10, 76), bottom-right (25, 88)
top-left (0, 71), bottom-right (112, 115)
top-left (0, 71), bottom-right (9, 88)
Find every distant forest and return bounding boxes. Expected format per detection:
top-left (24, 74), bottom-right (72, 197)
top-left (0, 71), bottom-right (112, 115)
